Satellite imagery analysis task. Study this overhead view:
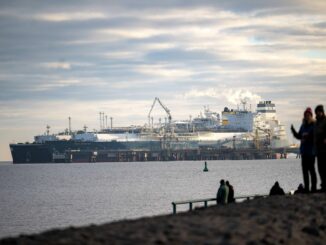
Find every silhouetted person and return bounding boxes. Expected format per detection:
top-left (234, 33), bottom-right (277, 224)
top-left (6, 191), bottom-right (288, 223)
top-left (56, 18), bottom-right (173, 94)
top-left (226, 181), bottom-right (235, 203)
top-left (216, 179), bottom-right (229, 204)
top-left (294, 184), bottom-right (305, 194)
top-left (291, 107), bottom-right (317, 192)
top-left (314, 105), bottom-right (326, 192)
top-left (269, 181), bottom-right (285, 196)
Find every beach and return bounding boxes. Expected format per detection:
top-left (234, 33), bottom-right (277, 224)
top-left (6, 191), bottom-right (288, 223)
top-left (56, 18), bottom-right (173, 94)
top-left (1, 193), bottom-right (325, 244)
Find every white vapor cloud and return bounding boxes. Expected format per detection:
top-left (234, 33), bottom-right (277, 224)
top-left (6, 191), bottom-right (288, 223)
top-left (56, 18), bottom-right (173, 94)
top-left (183, 88), bottom-right (262, 107)
top-left (223, 89), bottom-right (262, 106)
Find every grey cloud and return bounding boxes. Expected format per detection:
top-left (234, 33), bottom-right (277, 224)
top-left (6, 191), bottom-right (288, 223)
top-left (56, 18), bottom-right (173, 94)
top-left (1, 0), bottom-right (324, 19)
top-left (144, 48), bottom-right (217, 62)
top-left (223, 24), bottom-right (326, 39)
top-left (0, 2), bottom-right (325, 103)
top-left (314, 21), bottom-right (326, 29)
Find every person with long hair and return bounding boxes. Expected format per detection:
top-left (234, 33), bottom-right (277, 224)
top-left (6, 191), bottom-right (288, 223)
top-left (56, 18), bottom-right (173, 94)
top-left (291, 107), bottom-right (317, 193)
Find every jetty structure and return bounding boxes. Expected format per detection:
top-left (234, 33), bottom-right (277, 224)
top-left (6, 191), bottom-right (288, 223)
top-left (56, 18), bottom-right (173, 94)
top-left (9, 99), bottom-right (295, 163)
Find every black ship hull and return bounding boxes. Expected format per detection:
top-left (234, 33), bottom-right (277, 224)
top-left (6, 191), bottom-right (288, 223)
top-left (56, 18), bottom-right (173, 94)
top-left (10, 141), bottom-right (164, 164)
top-left (10, 140), bottom-right (292, 164)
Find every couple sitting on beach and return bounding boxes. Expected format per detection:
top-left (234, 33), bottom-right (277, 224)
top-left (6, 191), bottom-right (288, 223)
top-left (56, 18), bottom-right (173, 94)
top-left (216, 179), bottom-right (235, 204)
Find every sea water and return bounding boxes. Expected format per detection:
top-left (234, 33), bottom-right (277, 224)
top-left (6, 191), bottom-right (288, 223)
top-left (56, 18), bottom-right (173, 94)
top-left (0, 159), bottom-right (305, 238)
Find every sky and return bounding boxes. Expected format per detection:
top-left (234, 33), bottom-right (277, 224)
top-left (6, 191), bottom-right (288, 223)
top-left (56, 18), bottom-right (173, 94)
top-left (0, 0), bottom-right (326, 161)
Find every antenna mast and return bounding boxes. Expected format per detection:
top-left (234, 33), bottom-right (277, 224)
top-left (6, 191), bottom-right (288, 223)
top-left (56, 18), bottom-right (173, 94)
top-left (102, 112), bottom-right (105, 130)
top-left (99, 112), bottom-right (104, 130)
top-left (68, 117), bottom-right (72, 135)
top-left (241, 98), bottom-right (248, 111)
top-left (99, 112), bottom-right (101, 130)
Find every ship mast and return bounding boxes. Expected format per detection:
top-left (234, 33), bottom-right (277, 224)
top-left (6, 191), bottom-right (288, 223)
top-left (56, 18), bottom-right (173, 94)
top-left (99, 112), bottom-right (106, 130)
top-left (68, 117), bottom-right (72, 135)
top-left (240, 98), bottom-right (248, 111)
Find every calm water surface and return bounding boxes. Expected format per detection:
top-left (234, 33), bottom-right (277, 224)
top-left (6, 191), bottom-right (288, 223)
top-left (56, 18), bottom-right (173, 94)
top-left (0, 159), bottom-right (303, 238)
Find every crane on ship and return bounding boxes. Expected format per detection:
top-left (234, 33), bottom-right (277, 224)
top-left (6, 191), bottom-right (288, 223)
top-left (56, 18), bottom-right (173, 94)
top-left (148, 97), bottom-right (172, 129)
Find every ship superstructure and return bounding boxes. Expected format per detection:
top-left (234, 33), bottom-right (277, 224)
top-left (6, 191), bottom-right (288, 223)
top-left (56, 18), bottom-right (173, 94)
top-left (222, 104), bottom-right (255, 132)
top-left (191, 106), bottom-right (221, 131)
top-left (253, 101), bottom-right (288, 148)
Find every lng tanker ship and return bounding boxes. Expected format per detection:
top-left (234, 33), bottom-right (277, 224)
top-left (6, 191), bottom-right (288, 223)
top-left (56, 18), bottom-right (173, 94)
top-left (9, 100), bottom-right (289, 163)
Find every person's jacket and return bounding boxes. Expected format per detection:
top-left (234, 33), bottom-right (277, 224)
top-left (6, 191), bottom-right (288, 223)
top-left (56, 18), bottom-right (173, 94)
top-left (292, 121), bottom-right (315, 156)
top-left (314, 116), bottom-right (326, 154)
top-left (216, 184), bottom-right (229, 204)
top-left (227, 185), bottom-right (235, 203)
top-left (269, 185), bottom-right (285, 196)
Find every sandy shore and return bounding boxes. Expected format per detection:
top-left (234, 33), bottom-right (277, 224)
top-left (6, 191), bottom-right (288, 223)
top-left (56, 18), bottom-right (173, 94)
top-left (1, 193), bottom-right (325, 244)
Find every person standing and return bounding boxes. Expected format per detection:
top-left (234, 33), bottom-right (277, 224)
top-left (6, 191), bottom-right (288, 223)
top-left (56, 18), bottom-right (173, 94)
top-left (291, 107), bottom-right (317, 192)
top-left (226, 181), bottom-right (235, 203)
top-left (216, 179), bottom-right (229, 204)
top-left (314, 105), bottom-right (326, 192)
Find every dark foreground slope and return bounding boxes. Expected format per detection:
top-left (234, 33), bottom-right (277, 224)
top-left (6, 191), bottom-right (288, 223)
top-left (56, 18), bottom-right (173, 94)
top-left (1, 194), bottom-right (325, 245)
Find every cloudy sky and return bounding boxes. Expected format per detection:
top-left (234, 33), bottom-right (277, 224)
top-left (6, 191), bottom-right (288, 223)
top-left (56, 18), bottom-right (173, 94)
top-left (0, 0), bottom-right (326, 161)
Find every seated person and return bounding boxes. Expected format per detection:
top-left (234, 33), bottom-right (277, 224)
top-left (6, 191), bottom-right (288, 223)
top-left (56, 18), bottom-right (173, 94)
top-left (269, 181), bottom-right (285, 196)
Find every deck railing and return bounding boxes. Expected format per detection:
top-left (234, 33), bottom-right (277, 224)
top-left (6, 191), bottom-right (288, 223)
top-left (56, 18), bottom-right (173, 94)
top-left (171, 194), bottom-right (269, 214)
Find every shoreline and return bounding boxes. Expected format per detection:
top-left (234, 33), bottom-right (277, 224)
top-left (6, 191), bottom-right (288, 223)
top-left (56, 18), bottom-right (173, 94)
top-left (1, 193), bottom-right (325, 244)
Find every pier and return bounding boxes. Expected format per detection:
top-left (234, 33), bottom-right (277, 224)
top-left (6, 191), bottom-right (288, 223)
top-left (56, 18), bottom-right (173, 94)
top-left (64, 146), bottom-right (298, 163)
top-left (11, 141), bottom-right (299, 163)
